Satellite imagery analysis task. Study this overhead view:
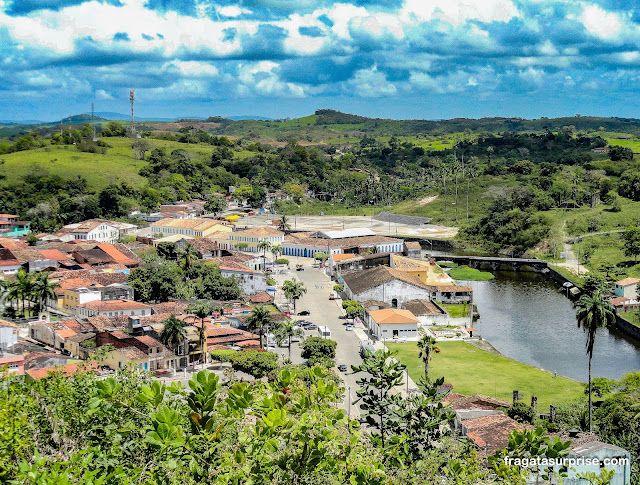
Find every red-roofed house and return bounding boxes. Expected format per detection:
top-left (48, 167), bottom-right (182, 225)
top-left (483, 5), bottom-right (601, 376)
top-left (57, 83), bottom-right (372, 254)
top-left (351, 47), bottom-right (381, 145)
top-left (0, 354), bottom-right (25, 375)
top-left (25, 361), bottom-right (98, 382)
top-left (614, 278), bottom-right (640, 299)
top-left (77, 299), bottom-right (151, 317)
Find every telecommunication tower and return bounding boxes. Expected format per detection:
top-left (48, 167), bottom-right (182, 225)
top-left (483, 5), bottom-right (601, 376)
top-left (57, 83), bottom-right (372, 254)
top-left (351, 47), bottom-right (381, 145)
top-left (129, 89), bottom-right (135, 136)
top-left (91, 102), bottom-right (96, 140)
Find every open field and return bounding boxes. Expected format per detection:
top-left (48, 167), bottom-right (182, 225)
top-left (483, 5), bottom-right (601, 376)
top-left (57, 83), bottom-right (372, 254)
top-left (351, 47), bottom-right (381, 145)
top-left (388, 341), bottom-right (585, 411)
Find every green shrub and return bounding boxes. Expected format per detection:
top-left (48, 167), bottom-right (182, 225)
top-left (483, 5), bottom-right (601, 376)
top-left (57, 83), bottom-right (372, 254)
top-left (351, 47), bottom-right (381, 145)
top-left (229, 350), bottom-right (278, 378)
top-left (507, 401), bottom-right (536, 424)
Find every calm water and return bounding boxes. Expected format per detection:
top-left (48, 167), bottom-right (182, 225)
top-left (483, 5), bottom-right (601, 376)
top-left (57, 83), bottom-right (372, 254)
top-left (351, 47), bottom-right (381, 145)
top-left (463, 272), bottom-right (640, 382)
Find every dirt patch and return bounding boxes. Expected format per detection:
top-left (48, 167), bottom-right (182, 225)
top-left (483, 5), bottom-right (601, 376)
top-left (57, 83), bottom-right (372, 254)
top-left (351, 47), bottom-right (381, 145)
top-left (418, 195), bottom-right (438, 206)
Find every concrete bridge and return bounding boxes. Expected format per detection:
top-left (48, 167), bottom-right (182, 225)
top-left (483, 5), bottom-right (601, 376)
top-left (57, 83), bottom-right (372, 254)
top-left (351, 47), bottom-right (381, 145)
top-left (432, 255), bottom-right (549, 273)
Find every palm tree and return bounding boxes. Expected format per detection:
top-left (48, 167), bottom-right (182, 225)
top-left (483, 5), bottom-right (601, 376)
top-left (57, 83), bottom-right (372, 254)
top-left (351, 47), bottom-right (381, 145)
top-left (159, 315), bottom-right (188, 368)
top-left (258, 240), bottom-right (272, 272)
top-left (417, 335), bottom-right (439, 380)
top-left (31, 272), bottom-right (60, 314)
top-left (179, 243), bottom-right (199, 273)
top-left (187, 301), bottom-right (212, 367)
top-left (271, 244), bottom-right (282, 262)
top-left (282, 278), bottom-right (307, 315)
top-left (576, 290), bottom-right (616, 432)
top-left (277, 216), bottom-right (291, 233)
top-left (246, 305), bottom-right (273, 348)
top-left (13, 270), bottom-right (34, 316)
top-left (273, 319), bottom-right (304, 358)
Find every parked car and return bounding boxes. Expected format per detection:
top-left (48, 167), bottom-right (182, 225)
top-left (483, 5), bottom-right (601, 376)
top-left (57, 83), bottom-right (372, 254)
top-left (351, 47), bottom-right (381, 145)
top-left (338, 364), bottom-right (348, 372)
top-left (329, 291), bottom-right (337, 300)
top-left (299, 310), bottom-right (311, 316)
top-left (305, 324), bottom-right (318, 330)
top-left (296, 264), bottom-right (304, 271)
top-left (346, 325), bottom-right (354, 331)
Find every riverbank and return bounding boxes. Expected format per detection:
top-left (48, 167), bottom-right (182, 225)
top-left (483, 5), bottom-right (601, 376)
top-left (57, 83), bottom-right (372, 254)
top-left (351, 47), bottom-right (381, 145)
top-left (387, 341), bottom-right (585, 411)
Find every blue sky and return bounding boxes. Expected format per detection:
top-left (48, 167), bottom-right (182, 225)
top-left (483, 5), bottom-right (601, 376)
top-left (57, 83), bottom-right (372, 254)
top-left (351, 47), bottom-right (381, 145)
top-left (1, 0), bottom-right (640, 121)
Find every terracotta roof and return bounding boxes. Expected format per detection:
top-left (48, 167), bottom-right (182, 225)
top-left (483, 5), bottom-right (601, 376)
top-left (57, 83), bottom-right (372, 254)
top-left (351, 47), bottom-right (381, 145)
top-left (342, 265), bottom-right (432, 294)
top-left (463, 414), bottom-right (533, 454)
top-left (615, 277), bottom-right (640, 287)
top-left (83, 315), bottom-right (129, 331)
top-left (151, 302), bottom-right (189, 314)
top-left (331, 254), bottom-right (357, 262)
top-left (26, 361), bottom-right (98, 380)
top-left (152, 218), bottom-right (228, 231)
top-left (236, 340), bottom-right (261, 347)
top-left (66, 333), bottom-right (95, 343)
top-left (55, 328), bottom-right (77, 339)
top-left (405, 241), bottom-right (422, 249)
top-left (73, 248), bottom-right (113, 265)
top-left (443, 393), bottom-right (511, 410)
top-left (430, 284), bottom-right (473, 292)
top-left (69, 219), bottom-right (116, 233)
top-left (213, 259), bottom-right (260, 274)
top-left (78, 299), bottom-right (151, 311)
top-left (233, 227), bottom-right (283, 237)
top-left (610, 296), bottom-right (630, 306)
top-left (249, 292), bottom-right (273, 303)
top-left (37, 249), bottom-right (71, 261)
top-left (0, 248), bottom-right (20, 266)
top-left (368, 308), bottom-right (419, 325)
top-left (96, 244), bottom-right (136, 266)
top-left (402, 299), bottom-right (445, 316)
top-left (205, 231), bottom-right (231, 240)
top-left (225, 251), bottom-right (258, 262)
top-left (12, 249), bottom-right (50, 263)
top-left (134, 335), bottom-right (167, 351)
top-left (0, 214), bottom-right (18, 218)
top-left (0, 238), bottom-right (28, 252)
top-left (110, 330), bottom-right (130, 339)
top-left (0, 319), bottom-right (19, 328)
top-left (391, 254), bottom-right (431, 270)
top-left (117, 346), bottom-right (147, 360)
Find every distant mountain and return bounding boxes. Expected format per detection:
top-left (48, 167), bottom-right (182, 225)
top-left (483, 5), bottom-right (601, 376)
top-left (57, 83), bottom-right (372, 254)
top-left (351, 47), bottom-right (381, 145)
top-left (0, 120), bottom-right (46, 125)
top-left (228, 115), bottom-right (273, 121)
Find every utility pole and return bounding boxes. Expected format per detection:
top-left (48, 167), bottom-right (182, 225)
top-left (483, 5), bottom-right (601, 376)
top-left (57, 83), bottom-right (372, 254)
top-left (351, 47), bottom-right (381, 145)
top-left (455, 171), bottom-right (459, 222)
top-left (443, 170), bottom-right (447, 221)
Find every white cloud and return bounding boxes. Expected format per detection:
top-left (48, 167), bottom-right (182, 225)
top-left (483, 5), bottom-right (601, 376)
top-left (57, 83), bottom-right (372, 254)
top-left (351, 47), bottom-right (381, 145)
top-left (401, 0), bottom-right (520, 26)
top-left (349, 66), bottom-right (396, 97)
top-left (171, 60), bottom-right (219, 78)
top-left (237, 61), bottom-right (305, 97)
top-left (95, 89), bottom-right (115, 100)
top-left (580, 4), bottom-right (622, 40)
top-left (217, 5), bottom-right (253, 18)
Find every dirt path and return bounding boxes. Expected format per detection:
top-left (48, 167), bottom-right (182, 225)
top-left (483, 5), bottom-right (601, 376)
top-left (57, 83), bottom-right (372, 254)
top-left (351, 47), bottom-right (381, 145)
top-left (418, 195), bottom-right (438, 206)
top-left (555, 221), bottom-right (589, 275)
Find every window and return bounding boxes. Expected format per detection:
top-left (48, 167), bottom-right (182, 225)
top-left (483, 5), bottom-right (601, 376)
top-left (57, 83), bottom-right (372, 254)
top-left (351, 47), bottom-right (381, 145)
top-left (391, 298), bottom-right (398, 308)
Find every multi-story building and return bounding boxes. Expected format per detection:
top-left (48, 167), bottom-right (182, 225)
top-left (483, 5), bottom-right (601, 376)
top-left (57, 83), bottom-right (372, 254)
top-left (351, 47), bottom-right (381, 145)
top-left (228, 227), bottom-right (284, 253)
top-left (150, 218), bottom-right (232, 239)
top-left (68, 219), bottom-right (120, 243)
top-left (77, 299), bottom-right (151, 318)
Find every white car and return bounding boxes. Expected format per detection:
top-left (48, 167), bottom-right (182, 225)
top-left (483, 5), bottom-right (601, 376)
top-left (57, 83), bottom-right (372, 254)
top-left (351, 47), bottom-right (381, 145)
top-left (346, 325), bottom-right (354, 331)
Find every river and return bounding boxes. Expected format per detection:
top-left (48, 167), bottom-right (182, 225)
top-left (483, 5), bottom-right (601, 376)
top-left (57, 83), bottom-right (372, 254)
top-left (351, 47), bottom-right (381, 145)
top-left (460, 271), bottom-right (640, 382)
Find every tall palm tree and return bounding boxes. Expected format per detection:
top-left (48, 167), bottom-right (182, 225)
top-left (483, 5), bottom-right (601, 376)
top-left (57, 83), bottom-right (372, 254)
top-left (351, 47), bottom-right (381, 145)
top-left (258, 240), bottom-right (272, 272)
top-left (273, 319), bottom-right (304, 358)
top-left (277, 216), bottom-right (291, 233)
top-left (417, 335), bottom-right (439, 380)
top-left (187, 301), bottom-right (212, 367)
top-left (282, 278), bottom-right (307, 315)
top-left (576, 290), bottom-right (616, 432)
top-left (246, 305), bottom-right (273, 348)
top-left (159, 315), bottom-right (188, 367)
top-left (179, 243), bottom-right (199, 274)
top-left (32, 272), bottom-right (60, 314)
top-left (271, 244), bottom-right (282, 262)
top-left (13, 270), bottom-right (34, 316)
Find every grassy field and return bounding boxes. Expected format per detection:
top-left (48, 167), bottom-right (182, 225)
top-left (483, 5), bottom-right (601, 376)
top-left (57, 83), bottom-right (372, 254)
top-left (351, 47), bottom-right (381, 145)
top-left (620, 311), bottom-right (640, 326)
top-left (0, 137), bottom-right (219, 190)
top-left (388, 341), bottom-right (584, 410)
top-left (448, 265), bottom-right (495, 281)
top-left (440, 303), bottom-right (469, 318)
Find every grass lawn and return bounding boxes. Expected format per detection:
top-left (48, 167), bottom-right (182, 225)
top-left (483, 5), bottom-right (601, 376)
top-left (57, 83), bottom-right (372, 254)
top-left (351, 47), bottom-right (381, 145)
top-left (440, 303), bottom-right (469, 318)
top-left (387, 341), bottom-right (584, 411)
top-left (549, 265), bottom-right (586, 287)
top-left (448, 265), bottom-right (495, 281)
top-left (620, 311), bottom-right (640, 326)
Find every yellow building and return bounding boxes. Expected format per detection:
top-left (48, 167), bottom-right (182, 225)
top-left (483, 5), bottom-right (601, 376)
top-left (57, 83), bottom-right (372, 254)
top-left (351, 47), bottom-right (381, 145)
top-left (228, 226), bottom-right (284, 253)
top-left (390, 254), bottom-right (454, 285)
top-left (150, 218), bottom-right (232, 239)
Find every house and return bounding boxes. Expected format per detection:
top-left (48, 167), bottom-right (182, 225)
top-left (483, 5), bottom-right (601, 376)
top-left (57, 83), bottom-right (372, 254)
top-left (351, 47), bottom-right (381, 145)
top-left (249, 292), bottom-right (274, 304)
top-left (77, 299), bottom-right (152, 318)
top-left (0, 247), bottom-right (22, 275)
top-left (402, 299), bottom-right (448, 326)
top-left (0, 353), bottom-right (25, 375)
top-left (65, 332), bottom-right (96, 359)
top-left (403, 241), bottom-right (422, 258)
top-left (428, 284), bottom-right (473, 304)
top-left (282, 228), bottom-right (403, 258)
top-left (11, 248), bottom-right (59, 273)
top-left (213, 259), bottom-right (267, 295)
top-left (614, 278), bottom-right (639, 299)
top-left (25, 361), bottom-right (98, 382)
top-left (548, 431), bottom-right (631, 485)
top-left (328, 252), bottom-right (392, 279)
top-left (366, 308), bottom-right (420, 341)
top-left (609, 296), bottom-right (640, 313)
top-left (460, 413), bottom-right (533, 455)
top-left (64, 287), bottom-right (102, 312)
top-left (150, 218), bottom-right (232, 239)
top-left (0, 319), bottom-right (19, 351)
top-left (390, 254), bottom-right (453, 285)
top-left (67, 219), bottom-right (120, 243)
top-left (0, 214), bottom-right (31, 238)
top-left (22, 351), bottom-right (79, 371)
top-left (96, 331), bottom-right (177, 370)
top-left (229, 226), bottom-right (285, 253)
top-left (342, 265), bottom-right (433, 308)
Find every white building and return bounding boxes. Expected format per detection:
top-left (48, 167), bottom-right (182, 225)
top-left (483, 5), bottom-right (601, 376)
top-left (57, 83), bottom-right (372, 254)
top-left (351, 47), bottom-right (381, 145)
top-left (217, 261), bottom-right (267, 295)
top-left (63, 287), bottom-right (102, 313)
top-left (77, 299), bottom-right (151, 317)
top-left (367, 308), bottom-right (419, 341)
top-left (342, 266), bottom-right (432, 308)
top-left (68, 219), bottom-right (120, 243)
top-left (0, 319), bottom-right (18, 351)
top-left (401, 299), bottom-right (449, 326)
top-left (229, 227), bottom-right (285, 253)
top-left (150, 218), bottom-right (232, 239)
top-left (282, 228), bottom-right (403, 258)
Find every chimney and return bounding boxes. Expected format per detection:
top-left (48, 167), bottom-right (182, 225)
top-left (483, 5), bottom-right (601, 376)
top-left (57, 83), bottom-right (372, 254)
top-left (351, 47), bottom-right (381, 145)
top-left (531, 395), bottom-right (538, 413)
top-left (549, 405), bottom-right (556, 423)
top-left (512, 390), bottom-right (519, 404)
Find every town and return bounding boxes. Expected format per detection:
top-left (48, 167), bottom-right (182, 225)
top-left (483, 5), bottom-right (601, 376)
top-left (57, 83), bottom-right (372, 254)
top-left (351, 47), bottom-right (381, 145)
top-left (0, 198), bottom-right (634, 483)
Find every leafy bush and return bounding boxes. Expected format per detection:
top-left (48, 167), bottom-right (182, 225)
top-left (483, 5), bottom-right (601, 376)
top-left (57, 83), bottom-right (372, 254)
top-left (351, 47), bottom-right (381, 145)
top-left (507, 401), bottom-right (536, 424)
top-left (229, 350), bottom-right (278, 378)
top-left (301, 337), bottom-right (337, 365)
top-left (209, 349), bottom-right (237, 363)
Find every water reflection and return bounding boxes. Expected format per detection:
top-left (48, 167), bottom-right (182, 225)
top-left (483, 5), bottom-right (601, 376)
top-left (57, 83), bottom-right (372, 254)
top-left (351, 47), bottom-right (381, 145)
top-left (463, 272), bottom-right (640, 381)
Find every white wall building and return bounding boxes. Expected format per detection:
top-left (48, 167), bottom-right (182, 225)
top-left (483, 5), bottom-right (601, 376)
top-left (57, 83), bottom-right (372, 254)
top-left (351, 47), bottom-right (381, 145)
top-left (77, 299), bottom-right (151, 317)
top-left (0, 319), bottom-right (18, 351)
top-left (614, 278), bottom-right (639, 299)
top-left (367, 308), bottom-right (419, 341)
top-left (282, 228), bottom-right (403, 258)
top-left (218, 262), bottom-right (267, 295)
top-left (68, 219), bottom-right (120, 243)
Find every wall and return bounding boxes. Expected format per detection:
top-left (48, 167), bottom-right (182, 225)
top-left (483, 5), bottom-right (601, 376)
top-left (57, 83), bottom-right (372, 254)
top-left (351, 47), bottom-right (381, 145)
top-left (376, 322), bottom-right (418, 340)
top-left (348, 280), bottom-right (432, 307)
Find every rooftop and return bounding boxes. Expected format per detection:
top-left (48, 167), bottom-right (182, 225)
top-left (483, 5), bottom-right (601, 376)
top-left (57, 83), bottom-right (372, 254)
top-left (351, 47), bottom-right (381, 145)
top-left (616, 277), bottom-right (640, 286)
top-left (310, 228), bottom-right (376, 239)
top-left (342, 265), bottom-right (432, 294)
top-left (233, 226), bottom-right (284, 237)
top-left (78, 299), bottom-right (151, 311)
top-left (402, 299), bottom-right (445, 316)
top-left (368, 308), bottom-right (419, 325)
top-left (463, 414), bottom-right (533, 454)
top-left (152, 218), bottom-right (229, 231)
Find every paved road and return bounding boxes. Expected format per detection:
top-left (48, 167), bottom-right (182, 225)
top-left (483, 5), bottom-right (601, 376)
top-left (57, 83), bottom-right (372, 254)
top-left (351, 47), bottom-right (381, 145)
top-left (272, 258), bottom-right (364, 417)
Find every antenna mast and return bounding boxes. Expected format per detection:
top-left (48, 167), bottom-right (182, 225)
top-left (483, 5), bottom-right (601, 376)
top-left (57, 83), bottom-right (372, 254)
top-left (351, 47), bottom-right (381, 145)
top-left (91, 102), bottom-right (96, 140)
top-left (129, 89), bottom-right (136, 137)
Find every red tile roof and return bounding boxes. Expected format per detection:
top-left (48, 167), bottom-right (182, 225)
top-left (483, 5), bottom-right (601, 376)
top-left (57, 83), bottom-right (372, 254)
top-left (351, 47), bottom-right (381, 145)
top-left (26, 361), bottom-right (98, 381)
top-left (78, 299), bottom-right (151, 311)
top-left (616, 277), bottom-right (640, 287)
top-left (463, 414), bottom-right (533, 454)
top-left (249, 292), bottom-right (273, 303)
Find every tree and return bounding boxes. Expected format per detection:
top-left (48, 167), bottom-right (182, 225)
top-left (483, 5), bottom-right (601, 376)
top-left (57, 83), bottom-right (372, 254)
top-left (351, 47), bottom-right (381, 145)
top-left (157, 242), bottom-right (178, 260)
top-left (187, 301), bottom-right (212, 367)
top-left (258, 240), bottom-right (271, 271)
top-left (506, 402), bottom-right (535, 424)
top-left (159, 315), bottom-right (187, 366)
top-left (622, 227), bottom-right (640, 263)
top-left (273, 319), bottom-right (304, 358)
top-left (179, 243), bottom-right (199, 273)
top-left (300, 337), bottom-right (337, 366)
top-left (127, 263), bottom-right (182, 303)
top-left (270, 244), bottom-right (282, 262)
top-left (352, 349), bottom-right (405, 448)
top-left (229, 350), bottom-right (278, 378)
top-left (618, 171), bottom-right (640, 201)
top-left (282, 278), bottom-right (307, 315)
top-left (132, 140), bottom-right (151, 160)
top-left (31, 272), bottom-right (60, 314)
top-left (204, 195), bottom-right (227, 215)
top-left (277, 215), bottom-right (291, 233)
top-left (417, 335), bottom-right (439, 380)
top-left (576, 291), bottom-right (616, 432)
top-left (245, 305), bottom-right (273, 348)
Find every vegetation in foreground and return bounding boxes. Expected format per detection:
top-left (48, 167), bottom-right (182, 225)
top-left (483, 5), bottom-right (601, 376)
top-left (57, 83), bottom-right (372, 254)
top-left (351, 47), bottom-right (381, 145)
top-left (447, 265), bottom-right (495, 281)
top-left (388, 341), bottom-right (584, 411)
